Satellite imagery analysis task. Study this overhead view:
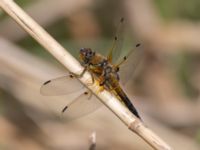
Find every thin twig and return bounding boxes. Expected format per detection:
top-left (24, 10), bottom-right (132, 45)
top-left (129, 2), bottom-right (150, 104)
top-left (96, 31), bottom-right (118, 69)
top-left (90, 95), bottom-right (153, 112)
top-left (0, 0), bottom-right (172, 149)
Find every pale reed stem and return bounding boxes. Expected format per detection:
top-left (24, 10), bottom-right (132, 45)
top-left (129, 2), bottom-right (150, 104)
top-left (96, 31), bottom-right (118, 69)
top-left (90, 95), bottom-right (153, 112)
top-left (0, 0), bottom-right (172, 149)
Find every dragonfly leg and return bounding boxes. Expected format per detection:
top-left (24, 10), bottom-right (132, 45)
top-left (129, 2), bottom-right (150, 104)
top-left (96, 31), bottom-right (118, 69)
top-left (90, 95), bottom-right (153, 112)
top-left (70, 67), bottom-right (95, 86)
top-left (95, 78), bottom-right (106, 93)
top-left (86, 70), bottom-right (95, 86)
top-left (69, 67), bottom-right (87, 78)
top-left (97, 86), bottom-right (105, 93)
top-left (87, 91), bottom-right (93, 100)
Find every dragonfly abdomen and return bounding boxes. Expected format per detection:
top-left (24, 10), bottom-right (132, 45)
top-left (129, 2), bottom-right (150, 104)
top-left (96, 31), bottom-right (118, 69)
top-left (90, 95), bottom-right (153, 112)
top-left (115, 87), bottom-right (141, 119)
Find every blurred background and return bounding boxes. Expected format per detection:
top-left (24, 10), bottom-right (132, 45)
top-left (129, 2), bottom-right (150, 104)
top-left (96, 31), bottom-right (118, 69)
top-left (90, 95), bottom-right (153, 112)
top-left (0, 0), bottom-right (200, 149)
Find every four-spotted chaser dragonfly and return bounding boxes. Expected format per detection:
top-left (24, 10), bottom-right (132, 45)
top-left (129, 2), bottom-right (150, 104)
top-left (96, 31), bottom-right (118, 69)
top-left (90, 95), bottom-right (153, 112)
top-left (40, 18), bottom-right (142, 121)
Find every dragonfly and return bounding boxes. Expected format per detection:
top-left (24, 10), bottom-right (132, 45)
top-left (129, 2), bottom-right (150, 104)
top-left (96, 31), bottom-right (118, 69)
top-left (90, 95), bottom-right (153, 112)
top-left (40, 18), bottom-right (142, 121)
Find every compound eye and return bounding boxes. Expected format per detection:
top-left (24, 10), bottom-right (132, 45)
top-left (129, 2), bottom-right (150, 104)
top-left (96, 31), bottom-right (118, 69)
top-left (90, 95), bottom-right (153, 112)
top-left (89, 51), bottom-right (93, 55)
top-left (80, 48), bottom-right (85, 52)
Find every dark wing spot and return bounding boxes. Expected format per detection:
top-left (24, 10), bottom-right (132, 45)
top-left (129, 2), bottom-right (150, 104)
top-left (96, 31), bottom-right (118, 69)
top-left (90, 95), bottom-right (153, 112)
top-left (114, 36), bottom-right (118, 40)
top-left (43, 80), bottom-right (51, 85)
top-left (116, 67), bottom-right (120, 72)
top-left (69, 74), bottom-right (74, 78)
top-left (62, 106), bottom-right (68, 113)
top-left (136, 43), bottom-right (141, 47)
top-left (120, 17), bottom-right (124, 23)
top-left (124, 56), bottom-right (127, 60)
top-left (84, 91), bottom-right (88, 95)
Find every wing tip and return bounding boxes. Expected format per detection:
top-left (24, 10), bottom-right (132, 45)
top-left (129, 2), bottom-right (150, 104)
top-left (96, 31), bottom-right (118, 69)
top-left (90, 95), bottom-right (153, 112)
top-left (136, 43), bottom-right (141, 47)
top-left (84, 91), bottom-right (89, 95)
top-left (62, 106), bottom-right (68, 113)
top-left (69, 74), bottom-right (74, 78)
top-left (43, 80), bottom-right (51, 85)
top-left (120, 17), bottom-right (124, 23)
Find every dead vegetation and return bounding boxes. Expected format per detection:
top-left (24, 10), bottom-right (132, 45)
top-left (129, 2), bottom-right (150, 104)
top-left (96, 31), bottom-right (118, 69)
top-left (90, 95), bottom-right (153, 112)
top-left (0, 0), bottom-right (200, 149)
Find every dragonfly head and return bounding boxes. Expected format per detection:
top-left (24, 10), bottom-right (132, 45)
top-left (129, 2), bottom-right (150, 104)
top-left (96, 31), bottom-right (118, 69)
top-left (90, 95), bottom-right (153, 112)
top-left (79, 48), bottom-right (95, 63)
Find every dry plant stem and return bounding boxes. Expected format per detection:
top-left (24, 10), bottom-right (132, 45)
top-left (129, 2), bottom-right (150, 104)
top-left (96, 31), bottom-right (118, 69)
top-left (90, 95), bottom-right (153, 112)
top-left (0, 0), bottom-right (172, 150)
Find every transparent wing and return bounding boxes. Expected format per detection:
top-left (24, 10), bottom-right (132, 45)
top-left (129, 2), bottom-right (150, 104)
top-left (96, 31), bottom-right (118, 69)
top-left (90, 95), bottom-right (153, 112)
top-left (119, 44), bottom-right (144, 85)
top-left (61, 91), bottom-right (102, 121)
top-left (40, 74), bottom-right (84, 96)
top-left (107, 18), bottom-right (125, 64)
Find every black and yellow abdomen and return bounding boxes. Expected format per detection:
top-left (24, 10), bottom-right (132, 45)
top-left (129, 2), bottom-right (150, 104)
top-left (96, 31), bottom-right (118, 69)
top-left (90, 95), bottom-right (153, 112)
top-left (113, 82), bottom-right (141, 119)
